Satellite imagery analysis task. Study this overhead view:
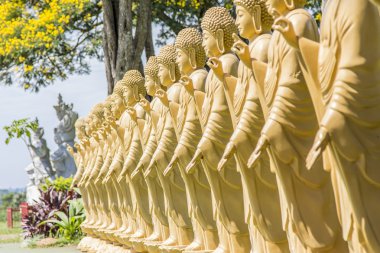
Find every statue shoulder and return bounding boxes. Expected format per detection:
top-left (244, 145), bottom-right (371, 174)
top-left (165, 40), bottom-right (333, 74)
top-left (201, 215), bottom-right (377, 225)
top-left (190, 69), bottom-right (208, 92)
top-left (168, 82), bottom-right (182, 103)
top-left (134, 104), bottom-right (146, 119)
top-left (251, 34), bottom-right (271, 63)
top-left (220, 53), bottom-right (239, 77)
top-left (287, 8), bottom-right (319, 41)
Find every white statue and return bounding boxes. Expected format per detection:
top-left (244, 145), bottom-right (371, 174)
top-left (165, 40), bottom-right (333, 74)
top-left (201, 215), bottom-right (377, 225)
top-left (51, 94), bottom-right (79, 178)
top-left (25, 127), bottom-right (52, 203)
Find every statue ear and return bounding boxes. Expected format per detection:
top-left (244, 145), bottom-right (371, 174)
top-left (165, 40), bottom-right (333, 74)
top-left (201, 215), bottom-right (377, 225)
top-left (188, 47), bottom-right (197, 69)
top-left (133, 85), bottom-right (139, 101)
top-left (252, 5), bottom-right (262, 34)
top-left (284, 0), bottom-right (295, 10)
top-left (216, 29), bottom-right (225, 54)
top-left (169, 63), bottom-right (176, 82)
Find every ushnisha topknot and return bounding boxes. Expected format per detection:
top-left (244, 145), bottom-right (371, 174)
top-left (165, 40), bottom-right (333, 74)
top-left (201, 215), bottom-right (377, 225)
top-left (91, 103), bottom-right (105, 121)
top-left (103, 95), bottom-right (115, 111)
top-left (157, 45), bottom-right (180, 81)
top-left (175, 28), bottom-right (206, 69)
top-left (122, 70), bottom-right (147, 97)
top-left (144, 56), bottom-right (160, 82)
top-left (112, 80), bottom-right (124, 98)
top-left (234, 0), bottom-right (273, 30)
top-left (201, 7), bottom-right (238, 52)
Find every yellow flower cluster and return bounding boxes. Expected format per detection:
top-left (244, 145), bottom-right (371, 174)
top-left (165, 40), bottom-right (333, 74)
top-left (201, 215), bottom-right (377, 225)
top-left (159, 0), bottom-right (201, 9)
top-left (0, 0), bottom-right (91, 59)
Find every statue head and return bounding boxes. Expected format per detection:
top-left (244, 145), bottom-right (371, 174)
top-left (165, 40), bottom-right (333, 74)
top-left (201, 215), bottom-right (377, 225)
top-left (90, 103), bottom-right (105, 131)
top-left (75, 118), bottom-right (86, 140)
top-left (121, 70), bottom-right (146, 106)
top-left (265, 0), bottom-right (306, 17)
top-left (32, 127), bottom-right (45, 140)
top-left (157, 45), bottom-right (181, 87)
top-left (103, 95), bottom-right (114, 120)
top-left (175, 28), bottom-right (206, 75)
top-left (201, 7), bottom-right (238, 58)
top-left (54, 93), bottom-right (74, 121)
top-left (234, 0), bottom-right (273, 39)
top-left (144, 56), bottom-right (162, 96)
top-left (112, 81), bottom-right (127, 118)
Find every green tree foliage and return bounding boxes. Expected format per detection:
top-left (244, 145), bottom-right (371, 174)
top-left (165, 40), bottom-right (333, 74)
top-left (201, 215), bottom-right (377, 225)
top-left (1, 192), bottom-right (26, 208)
top-left (3, 118), bottom-right (39, 145)
top-left (0, 0), bottom-right (102, 92)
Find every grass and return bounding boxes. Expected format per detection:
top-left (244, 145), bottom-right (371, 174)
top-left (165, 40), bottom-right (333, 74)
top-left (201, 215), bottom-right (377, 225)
top-left (0, 221), bottom-right (22, 235)
top-left (25, 236), bottom-right (83, 248)
top-left (0, 221), bottom-right (22, 243)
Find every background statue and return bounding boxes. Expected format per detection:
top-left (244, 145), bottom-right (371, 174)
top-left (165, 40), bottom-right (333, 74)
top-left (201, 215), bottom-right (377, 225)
top-left (51, 93), bottom-right (79, 178)
top-left (25, 126), bottom-right (52, 203)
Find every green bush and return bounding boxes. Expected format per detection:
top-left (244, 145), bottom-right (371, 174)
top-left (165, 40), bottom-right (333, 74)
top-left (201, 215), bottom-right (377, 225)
top-left (39, 198), bottom-right (85, 241)
top-left (40, 177), bottom-right (73, 192)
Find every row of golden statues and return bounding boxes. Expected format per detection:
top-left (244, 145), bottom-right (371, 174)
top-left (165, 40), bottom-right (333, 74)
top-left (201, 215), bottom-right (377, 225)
top-left (68, 0), bottom-right (380, 252)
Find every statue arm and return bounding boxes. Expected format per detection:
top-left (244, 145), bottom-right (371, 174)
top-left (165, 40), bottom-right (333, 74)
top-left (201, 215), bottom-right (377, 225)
top-left (118, 128), bottom-right (141, 181)
top-left (136, 125), bottom-right (157, 171)
top-left (96, 144), bottom-right (113, 182)
top-left (104, 145), bottom-right (124, 183)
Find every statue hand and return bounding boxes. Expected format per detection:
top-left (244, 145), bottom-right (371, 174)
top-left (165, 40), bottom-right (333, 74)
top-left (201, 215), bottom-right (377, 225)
top-left (186, 149), bottom-right (202, 174)
top-left (117, 173), bottom-right (124, 183)
top-left (155, 89), bottom-right (169, 106)
top-left (126, 106), bottom-right (137, 120)
top-left (180, 76), bottom-right (194, 94)
top-left (272, 17), bottom-right (298, 48)
top-left (139, 94), bottom-right (151, 112)
top-left (131, 167), bottom-right (140, 179)
top-left (218, 142), bottom-right (236, 172)
top-left (207, 57), bottom-right (224, 81)
top-left (103, 168), bottom-right (114, 184)
top-left (247, 136), bottom-right (269, 169)
top-left (231, 33), bottom-right (251, 67)
top-left (144, 159), bottom-right (155, 178)
top-left (66, 145), bottom-right (74, 156)
top-left (94, 175), bottom-right (101, 185)
top-left (306, 127), bottom-right (330, 170)
top-left (164, 155), bottom-right (178, 177)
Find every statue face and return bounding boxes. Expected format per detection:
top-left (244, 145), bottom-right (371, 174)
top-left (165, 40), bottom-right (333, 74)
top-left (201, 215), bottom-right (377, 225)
top-left (122, 86), bottom-right (135, 106)
top-left (111, 96), bottom-right (123, 118)
top-left (202, 30), bottom-right (220, 58)
top-left (266, 0), bottom-right (287, 17)
top-left (145, 75), bottom-right (156, 96)
top-left (235, 6), bottom-right (256, 40)
top-left (176, 48), bottom-right (193, 75)
top-left (158, 63), bottom-right (172, 87)
top-left (56, 110), bottom-right (64, 121)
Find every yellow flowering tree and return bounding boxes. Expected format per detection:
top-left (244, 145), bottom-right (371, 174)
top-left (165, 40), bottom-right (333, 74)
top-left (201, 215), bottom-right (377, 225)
top-left (0, 0), bottom-right (102, 92)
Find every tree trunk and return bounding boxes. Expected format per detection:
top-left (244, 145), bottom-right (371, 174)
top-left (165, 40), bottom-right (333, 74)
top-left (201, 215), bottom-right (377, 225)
top-left (103, 0), bottom-right (154, 94)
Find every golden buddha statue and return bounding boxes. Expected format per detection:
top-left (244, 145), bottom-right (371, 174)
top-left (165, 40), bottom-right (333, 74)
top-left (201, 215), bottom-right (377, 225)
top-left (272, 0), bottom-right (380, 251)
top-left (101, 83), bottom-right (136, 249)
top-left (186, 7), bottom-right (251, 253)
top-left (216, 1), bottom-right (289, 252)
top-left (164, 27), bottom-right (218, 252)
top-left (95, 97), bottom-right (125, 244)
top-left (134, 56), bottom-right (169, 251)
top-left (247, 0), bottom-right (348, 252)
top-left (119, 70), bottom-right (153, 252)
top-left (146, 45), bottom-right (193, 252)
